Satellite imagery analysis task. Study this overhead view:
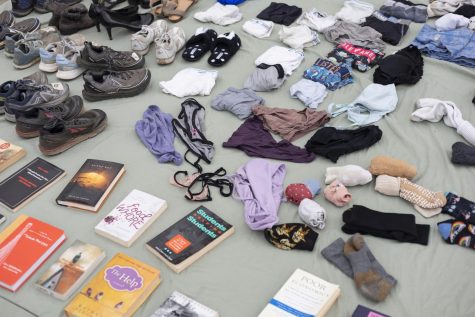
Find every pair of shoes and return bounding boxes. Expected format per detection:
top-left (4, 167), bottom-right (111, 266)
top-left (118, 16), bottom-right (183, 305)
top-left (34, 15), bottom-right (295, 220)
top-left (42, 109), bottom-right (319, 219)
top-left (34, 0), bottom-right (80, 14)
top-left (182, 28), bottom-right (241, 67)
top-left (5, 25), bottom-right (58, 58)
top-left (14, 94), bottom-right (108, 156)
top-left (0, 71), bottom-right (47, 115)
top-left (0, 17), bottom-right (40, 48)
top-left (39, 34), bottom-right (86, 80)
top-left (151, 0), bottom-right (198, 23)
top-left (4, 80), bottom-right (69, 122)
top-left (78, 41), bottom-right (151, 101)
top-left (89, 2), bottom-right (154, 40)
top-left (130, 19), bottom-right (185, 64)
top-left (12, 26), bottom-right (61, 69)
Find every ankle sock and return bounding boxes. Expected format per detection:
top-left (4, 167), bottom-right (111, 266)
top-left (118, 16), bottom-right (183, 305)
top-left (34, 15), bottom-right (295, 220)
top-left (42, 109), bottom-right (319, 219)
top-left (369, 155), bottom-right (417, 179)
top-left (438, 219), bottom-right (475, 249)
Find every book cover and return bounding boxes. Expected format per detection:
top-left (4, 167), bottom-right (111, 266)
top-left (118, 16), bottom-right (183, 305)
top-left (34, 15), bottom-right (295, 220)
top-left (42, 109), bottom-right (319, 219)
top-left (146, 205), bottom-right (234, 271)
top-left (64, 253), bottom-right (160, 317)
top-left (95, 189), bottom-right (167, 247)
top-left (56, 159), bottom-right (125, 212)
top-left (36, 240), bottom-right (105, 300)
top-left (0, 139), bottom-right (26, 173)
top-left (151, 291), bottom-right (219, 317)
top-left (352, 305), bottom-right (391, 317)
top-left (0, 157), bottom-right (65, 212)
top-left (0, 214), bottom-right (66, 292)
top-left (258, 269), bottom-right (340, 317)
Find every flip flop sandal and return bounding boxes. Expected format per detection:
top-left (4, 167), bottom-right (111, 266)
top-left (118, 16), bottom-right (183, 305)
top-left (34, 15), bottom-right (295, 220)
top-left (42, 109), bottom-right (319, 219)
top-left (150, 0), bottom-right (166, 18)
top-left (208, 31), bottom-right (241, 67)
top-left (162, 0), bottom-right (198, 23)
top-left (182, 28), bottom-right (217, 62)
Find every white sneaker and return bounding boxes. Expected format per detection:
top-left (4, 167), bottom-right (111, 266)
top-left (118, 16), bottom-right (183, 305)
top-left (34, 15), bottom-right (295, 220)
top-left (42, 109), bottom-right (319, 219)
top-left (155, 26), bottom-right (185, 65)
top-left (131, 20), bottom-right (168, 55)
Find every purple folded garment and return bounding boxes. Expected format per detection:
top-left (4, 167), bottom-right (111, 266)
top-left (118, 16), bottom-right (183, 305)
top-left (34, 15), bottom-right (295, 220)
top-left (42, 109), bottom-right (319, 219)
top-left (135, 105), bottom-right (183, 165)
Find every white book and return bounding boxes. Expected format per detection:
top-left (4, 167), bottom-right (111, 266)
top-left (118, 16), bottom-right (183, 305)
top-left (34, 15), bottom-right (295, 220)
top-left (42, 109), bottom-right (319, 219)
top-left (151, 291), bottom-right (219, 317)
top-left (95, 189), bottom-right (167, 247)
top-left (258, 269), bottom-right (340, 317)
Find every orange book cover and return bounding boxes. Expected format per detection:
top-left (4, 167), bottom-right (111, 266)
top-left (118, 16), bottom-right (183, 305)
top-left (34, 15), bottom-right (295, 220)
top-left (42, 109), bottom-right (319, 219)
top-left (0, 214), bottom-right (66, 291)
top-left (64, 253), bottom-right (160, 317)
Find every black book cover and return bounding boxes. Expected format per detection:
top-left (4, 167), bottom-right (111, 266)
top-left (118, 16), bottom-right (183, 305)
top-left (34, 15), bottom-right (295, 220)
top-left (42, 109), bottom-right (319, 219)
top-left (352, 305), bottom-right (390, 317)
top-left (0, 157), bottom-right (64, 210)
top-left (56, 159), bottom-right (124, 207)
top-left (147, 206), bottom-right (233, 265)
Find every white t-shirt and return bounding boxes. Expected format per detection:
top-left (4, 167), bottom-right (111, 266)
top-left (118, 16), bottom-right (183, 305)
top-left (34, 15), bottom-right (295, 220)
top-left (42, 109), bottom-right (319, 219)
top-left (159, 68), bottom-right (219, 98)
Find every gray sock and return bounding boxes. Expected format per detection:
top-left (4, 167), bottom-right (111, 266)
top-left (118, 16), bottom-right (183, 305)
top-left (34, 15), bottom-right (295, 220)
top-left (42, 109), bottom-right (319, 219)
top-left (321, 238), bottom-right (354, 278)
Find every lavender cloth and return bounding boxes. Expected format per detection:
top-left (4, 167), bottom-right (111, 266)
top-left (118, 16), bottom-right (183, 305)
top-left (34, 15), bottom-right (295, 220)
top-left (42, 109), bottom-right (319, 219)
top-left (135, 105), bottom-right (183, 165)
top-left (229, 158), bottom-right (286, 230)
top-left (223, 116), bottom-right (316, 163)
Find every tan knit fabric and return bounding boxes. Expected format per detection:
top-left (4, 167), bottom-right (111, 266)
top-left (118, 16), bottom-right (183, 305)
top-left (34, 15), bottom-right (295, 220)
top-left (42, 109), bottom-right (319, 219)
top-left (399, 178), bottom-right (447, 209)
top-left (369, 155), bottom-right (417, 179)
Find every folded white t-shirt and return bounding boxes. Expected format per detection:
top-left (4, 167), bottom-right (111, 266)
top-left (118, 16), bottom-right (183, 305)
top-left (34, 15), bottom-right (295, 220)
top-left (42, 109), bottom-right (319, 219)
top-left (336, 0), bottom-right (374, 24)
top-left (159, 68), bottom-right (218, 98)
top-left (279, 25), bottom-right (320, 49)
top-left (297, 8), bottom-right (337, 32)
top-left (242, 19), bottom-right (274, 38)
top-left (255, 46), bottom-right (305, 75)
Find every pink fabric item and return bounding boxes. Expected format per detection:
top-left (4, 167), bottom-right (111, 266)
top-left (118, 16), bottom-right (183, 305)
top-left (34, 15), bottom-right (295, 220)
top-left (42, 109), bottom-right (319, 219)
top-left (285, 183), bottom-right (313, 205)
top-left (324, 179), bottom-right (352, 207)
top-left (252, 105), bottom-right (330, 141)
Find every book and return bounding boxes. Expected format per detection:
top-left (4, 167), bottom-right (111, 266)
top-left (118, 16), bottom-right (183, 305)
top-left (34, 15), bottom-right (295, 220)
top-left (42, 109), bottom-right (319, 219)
top-left (0, 214), bottom-right (66, 292)
top-left (258, 269), bottom-right (340, 317)
top-left (146, 205), bottom-right (234, 274)
top-left (95, 189), bottom-right (167, 247)
top-left (0, 157), bottom-right (65, 212)
top-left (64, 253), bottom-right (160, 317)
top-left (352, 305), bottom-right (391, 317)
top-left (0, 139), bottom-right (26, 173)
top-left (56, 159), bottom-right (125, 212)
top-left (151, 291), bottom-right (219, 317)
top-left (35, 240), bottom-right (105, 300)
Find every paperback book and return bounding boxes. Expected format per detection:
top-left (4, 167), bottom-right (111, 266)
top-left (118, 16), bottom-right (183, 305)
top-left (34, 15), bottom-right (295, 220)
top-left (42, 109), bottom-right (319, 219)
top-left (95, 189), bottom-right (167, 247)
top-left (64, 252), bottom-right (160, 317)
top-left (0, 157), bottom-right (65, 212)
top-left (36, 240), bottom-right (105, 300)
top-left (0, 138), bottom-right (26, 173)
top-left (56, 159), bottom-right (125, 212)
top-left (0, 214), bottom-right (66, 292)
top-left (151, 291), bottom-right (219, 317)
top-left (146, 205), bottom-right (234, 273)
top-left (258, 269), bottom-right (340, 317)
top-left (352, 305), bottom-right (391, 317)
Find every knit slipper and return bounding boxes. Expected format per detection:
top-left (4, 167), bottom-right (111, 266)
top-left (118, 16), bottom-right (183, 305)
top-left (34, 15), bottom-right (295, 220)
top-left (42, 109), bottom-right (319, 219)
top-left (207, 31), bottom-right (241, 67)
top-left (182, 28), bottom-right (217, 62)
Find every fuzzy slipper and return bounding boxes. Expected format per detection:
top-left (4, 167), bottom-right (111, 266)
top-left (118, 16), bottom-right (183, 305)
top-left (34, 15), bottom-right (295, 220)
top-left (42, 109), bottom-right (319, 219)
top-left (182, 27), bottom-right (217, 62)
top-left (207, 31), bottom-right (241, 67)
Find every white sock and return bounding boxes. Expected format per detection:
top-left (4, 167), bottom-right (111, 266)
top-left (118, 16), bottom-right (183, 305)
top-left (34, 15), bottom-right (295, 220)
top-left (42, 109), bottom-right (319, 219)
top-left (325, 165), bottom-right (373, 187)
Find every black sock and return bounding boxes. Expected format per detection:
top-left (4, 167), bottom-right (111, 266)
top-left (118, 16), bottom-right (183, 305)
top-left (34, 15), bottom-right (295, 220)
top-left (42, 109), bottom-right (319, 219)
top-left (442, 193), bottom-right (475, 224)
top-left (341, 205), bottom-right (430, 245)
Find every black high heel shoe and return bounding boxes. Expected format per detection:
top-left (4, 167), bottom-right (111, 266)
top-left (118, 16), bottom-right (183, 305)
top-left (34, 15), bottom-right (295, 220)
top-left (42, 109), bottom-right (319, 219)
top-left (89, 3), bottom-right (153, 40)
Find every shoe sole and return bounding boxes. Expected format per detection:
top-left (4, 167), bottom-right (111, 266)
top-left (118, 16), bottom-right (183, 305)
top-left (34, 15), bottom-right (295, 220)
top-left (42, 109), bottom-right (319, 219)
top-left (4, 50), bottom-right (14, 58)
top-left (82, 72), bottom-right (151, 101)
top-left (39, 118), bottom-right (108, 156)
top-left (13, 57), bottom-right (40, 69)
top-left (77, 56), bottom-right (145, 71)
top-left (16, 128), bottom-right (40, 138)
top-left (39, 61), bottom-right (58, 72)
top-left (5, 111), bottom-right (16, 122)
top-left (157, 55), bottom-right (176, 65)
top-left (56, 68), bottom-right (84, 80)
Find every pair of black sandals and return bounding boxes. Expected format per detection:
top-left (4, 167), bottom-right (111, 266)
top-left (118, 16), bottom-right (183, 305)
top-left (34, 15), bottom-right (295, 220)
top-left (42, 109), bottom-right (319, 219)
top-left (182, 29), bottom-right (241, 67)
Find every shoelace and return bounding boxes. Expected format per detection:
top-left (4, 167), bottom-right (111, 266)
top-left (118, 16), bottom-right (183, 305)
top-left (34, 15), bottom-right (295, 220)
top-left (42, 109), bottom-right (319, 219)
top-left (133, 25), bottom-right (152, 39)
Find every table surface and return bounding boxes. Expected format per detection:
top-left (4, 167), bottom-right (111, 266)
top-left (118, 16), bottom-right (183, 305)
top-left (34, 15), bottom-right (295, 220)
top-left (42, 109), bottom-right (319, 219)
top-left (1, 0), bottom-right (475, 316)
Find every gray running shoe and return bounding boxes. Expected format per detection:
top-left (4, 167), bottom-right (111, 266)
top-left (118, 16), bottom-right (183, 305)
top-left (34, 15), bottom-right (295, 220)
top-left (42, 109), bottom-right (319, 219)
top-left (5, 81), bottom-right (69, 122)
top-left (12, 26), bottom-right (60, 69)
top-left (82, 68), bottom-right (151, 101)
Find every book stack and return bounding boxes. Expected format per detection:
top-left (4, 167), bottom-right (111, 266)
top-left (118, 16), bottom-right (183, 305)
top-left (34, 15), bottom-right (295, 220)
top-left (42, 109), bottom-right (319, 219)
top-left (64, 252), bottom-right (160, 317)
top-left (0, 215), bottom-right (66, 292)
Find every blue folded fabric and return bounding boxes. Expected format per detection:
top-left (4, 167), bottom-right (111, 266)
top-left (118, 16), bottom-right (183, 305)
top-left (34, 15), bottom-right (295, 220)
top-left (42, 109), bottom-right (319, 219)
top-left (218, 0), bottom-right (246, 5)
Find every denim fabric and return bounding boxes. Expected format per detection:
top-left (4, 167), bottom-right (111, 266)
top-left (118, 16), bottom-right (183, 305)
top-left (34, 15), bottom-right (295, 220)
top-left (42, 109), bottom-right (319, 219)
top-left (412, 24), bottom-right (475, 68)
top-left (303, 58), bottom-right (353, 91)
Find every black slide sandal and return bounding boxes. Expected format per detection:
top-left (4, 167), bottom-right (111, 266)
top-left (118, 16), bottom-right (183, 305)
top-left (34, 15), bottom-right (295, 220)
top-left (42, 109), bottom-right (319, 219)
top-left (207, 31), bottom-right (241, 67)
top-left (182, 28), bottom-right (218, 62)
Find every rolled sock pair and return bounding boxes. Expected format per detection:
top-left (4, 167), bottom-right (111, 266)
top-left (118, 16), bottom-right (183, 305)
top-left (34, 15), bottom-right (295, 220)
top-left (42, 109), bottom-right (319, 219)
top-left (438, 219), bottom-right (475, 249)
top-left (298, 198), bottom-right (326, 230)
top-left (285, 179), bottom-right (320, 205)
top-left (369, 155), bottom-right (417, 179)
top-left (321, 234), bottom-right (397, 302)
top-left (325, 165), bottom-right (372, 187)
top-left (342, 205), bottom-right (430, 245)
top-left (324, 180), bottom-right (352, 207)
top-left (443, 192), bottom-right (475, 224)
top-left (375, 175), bottom-right (447, 217)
